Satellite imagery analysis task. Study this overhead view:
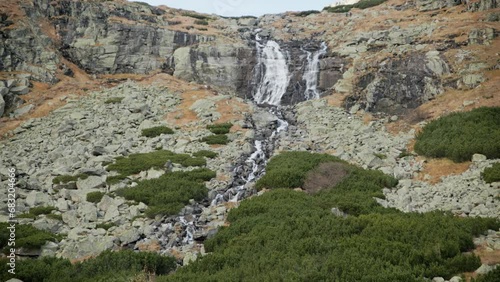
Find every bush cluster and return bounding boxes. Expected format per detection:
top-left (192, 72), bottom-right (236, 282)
top-left (0, 250), bottom-right (176, 282)
top-left (160, 151), bottom-right (498, 281)
top-left (86, 191), bottom-right (105, 203)
top-left (141, 126), bottom-right (174, 137)
top-left (0, 223), bottom-right (62, 252)
top-left (194, 19), bottom-right (209, 26)
top-left (193, 150), bottom-right (218, 159)
top-left (324, 0), bottom-right (387, 13)
top-left (52, 174), bottom-right (88, 184)
top-left (201, 134), bottom-right (229, 145)
top-left (256, 151), bottom-right (345, 190)
top-left (106, 150), bottom-right (206, 178)
top-left (482, 163), bottom-right (500, 184)
top-left (116, 168), bottom-right (216, 218)
top-left (414, 107), bottom-right (500, 162)
top-left (104, 97), bottom-right (124, 104)
top-left (18, 206), bottom-right (57, 219)
top-left (207, 122), bottom-right (233, 134)
top-left (201, 123), bottom-right (233, 145)
top-left (181, 12), bottom-right (210, 20)
top-left (294, 10), bottom-right (321, 17)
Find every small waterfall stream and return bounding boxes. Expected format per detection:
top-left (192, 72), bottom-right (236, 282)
top-left (303, 42), bottom-right (327, 100)
top-left (253, 35), bottom-right (290, 106)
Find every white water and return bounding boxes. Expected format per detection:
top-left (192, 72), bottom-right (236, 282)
top-left (254, 38), bottom-right (290, 106)
top-left (303, 42), bottom-right (327, 100)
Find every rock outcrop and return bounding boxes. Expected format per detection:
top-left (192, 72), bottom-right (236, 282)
top-left (350, 51), bottom-right (450, 114)
top-left (170, 42), bottom-right (254, 95)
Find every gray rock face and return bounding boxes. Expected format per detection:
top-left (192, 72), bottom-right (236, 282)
top-left (171, 43), bottom-right (254, 95)
top-left (350, 52), bottom-right (448, 114)
top-left (467, 0), bottom-right (498, 11)
top-left (1, 0), bottom-right (215, 83)
top-left (416, 0), bottom-right (461, 11)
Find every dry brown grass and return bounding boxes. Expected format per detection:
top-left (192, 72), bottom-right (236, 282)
top-left (417, 158), bottom-right (471, 184)
top-left (303, 162), bottom-right (350, 194)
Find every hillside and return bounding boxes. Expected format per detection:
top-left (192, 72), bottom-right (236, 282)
top-left (0, 0), bottom-right (499, 281)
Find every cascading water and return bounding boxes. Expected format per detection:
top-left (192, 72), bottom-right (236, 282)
top-left (303, 42), bottom-right (327, 100)
top-left (253, 35), bottom-right (290, 105)
top-left (148, 36), bottom-right (328, 254)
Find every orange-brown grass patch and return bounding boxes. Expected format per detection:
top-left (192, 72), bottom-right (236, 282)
top-left (325, 92), bottom-right (348, 107)
top-left (136, 239), bottom-right (161, 252)
top-left (214, 98), bottom-right (250, 130)
top-left (165, 89), bottom-right (213, 127)
top-left (417, 158), bottom-right (471, 184)
top-left (475, 244), bottom-right (500, 265)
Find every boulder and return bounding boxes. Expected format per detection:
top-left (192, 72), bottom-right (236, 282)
top-left (472, 154), bottom-right (487, 162)
top-left (76, 176), bottom-right (106, 190)
top-left (25, 191), bottom-right (52, 207)
top-left (10, 85), bottom-right (29, 95)
top-left (117, 227), bottom-right (141, 245)
top-left (476, 263), bottom-right (498, 275)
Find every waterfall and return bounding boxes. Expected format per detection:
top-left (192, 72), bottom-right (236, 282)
top-left (253, 36), bottom-right (290, 106)
top-left (303, 42), bottom-right (327, 100)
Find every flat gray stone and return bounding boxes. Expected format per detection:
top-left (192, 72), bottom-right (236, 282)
top-left (76, 176), bottom-right (106, 190)
top-left (10, 85), bottom-right (29, 95)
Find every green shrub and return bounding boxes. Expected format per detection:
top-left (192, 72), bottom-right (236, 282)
top-left (324, 4), bottom-right (353, 13)
top-left (96, 223), bottom-right (116, 230)
top-left (46, 214), bottom-right (63, 221)
top-left (116, 168), bottom-right (215, 218)
top-left (201, 135), bottom-right (229, 145)
top-left (104, 97), bottom-right (124, 104)
top-left (324, 0), bottom-right (387, 13)
top-left (29, 206), bottom-right (56, 216)
top-left (482, 163), bottom-right (500, 183)
top-left (17, 212), bottom-right (36, 219)
top-left (374, 153), bottom-right (387, 159)
top-left (193, 150), bottom-right (218, 159)
top-left (0, 250), bottom-right (176, 282)
top-left (194, 19), bottom-right (209, 25)
top-left (207, 122), bottom-right (233, 134)
top-left (17, 206), bottom-right (57, 219)
top-left (0, 223), bottom-right (61, 252)
top-left (159, 151), bottom-right (498, 282)
top-left (414, 107), bottom-right (500, 162)
top-left (141, 126), bottom-right (174, 137)
top-left (181, 12), bottom-right (210, 20)
top-left (86, 191), bottom-right (105, 203)
top-left (294, 10), bottom-right (321, 17)
top-left (52, 174), bottom-right (88, 184)
top-left (106, 150), bottom-right (206, 177)
top-left (106, 175), bottom-right (127, 185)
top-left (256, 151), bottom-right (344, 190)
